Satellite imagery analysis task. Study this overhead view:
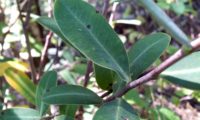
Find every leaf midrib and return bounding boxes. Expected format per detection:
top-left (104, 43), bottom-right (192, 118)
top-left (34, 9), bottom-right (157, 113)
top-left (7, 71), bottom-right (35, 100)
top-left (58, 1), bottom-right (128, 80)
top-left (6, 116), bottom-right (40, 119)
top-left (130, 37), bottom-right (165, 67)
top-left (44, 92), bottom-right (95, 100)
top-left (115, 100), bottom-right (122, 120)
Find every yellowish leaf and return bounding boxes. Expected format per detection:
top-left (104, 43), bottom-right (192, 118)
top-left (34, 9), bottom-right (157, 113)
top-left (4, 67), bottom-right (36, 104)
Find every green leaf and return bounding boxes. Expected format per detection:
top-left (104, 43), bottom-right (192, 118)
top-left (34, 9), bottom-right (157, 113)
top-left (54, 0), bottom-right (130, 81)
top-left (112, 79), bottom-right (126, 94)
top-left (93, 98), bottom-right (139, 120)
top-left (0, 108), bottom-right (40, 120)
top-left (36, 71), bottom-right (57, 116)
top-left (124, 89), bottom-right (148, 108)
top-left (0, 58), bottom-right (13, 62)
top-left (94, 64), bottom-right (116, 90)
top-left (71, 63), bottom-right (87, 75)
top-left (128, 33), bottom-right (170, 80)
top-left (4, 68), bottom-right (36, 104)
top-left (138, 0), bottom-right (191, 47)
top-left (0, 102), bottom-right (3, 110)
top-left (54, 115), bottom-right (74, 120)
top-left (36, 17), bottom-right (66, 41)
top-left (161, 52), bottom-right (200, 90)
top-left (170, 2), bottom-right (185, 15)
top-left (43, 85), bottom-right (102, 105)
top-left (59, 69), bottom-right (76, 85)
top-left (156, 0), bottom-right (170, 10)
top-left (59, 105), bottom-right (78, 118)
top-left (149, 107), bottom-right (180, 120)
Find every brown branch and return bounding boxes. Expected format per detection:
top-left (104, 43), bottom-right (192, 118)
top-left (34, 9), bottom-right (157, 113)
top-left (16, 0), bottom-right (37, 83)
top-left (37, 0), bottom-right (53, 80)
top-left (83, 61), bottom-right (93, 87)
top-left (102, 0), bottom-right (110, 16)
top-left (100, 90), bottom-right (112, 98)
top-left (37, 32), bottom-right (53, 80)
top-left (104, 37), bottom-right (200, 102)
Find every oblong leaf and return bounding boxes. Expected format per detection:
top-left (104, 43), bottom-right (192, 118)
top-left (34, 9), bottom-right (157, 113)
top-left (36, 17), bottom-right (66, 42)
top-left (59, 69), bottom-right (76, 85)
top-left (161, 52), bottom-right (200, 90)
top-left (36, 71), bottom-right (57, 116)
top-left (138, 0), bottom-right (191, 47)
top-left (94, 64), bottom-right (116, 90)
top-left (43, 85), bottom-right (102, 105)
top-left (128, 33), bottom-right (170, 80)
top-left (1, 108), bottom-right (40, 120)
top-left (59, 105), bottom-right (78, 118)
top-left (150, 107), bottom-right (180, 120)
top-left (4, 68), bottom-right (36, 104)
top-left (54, 0), bottom-right (130, 81)
top-left (54, 115), bottom-right (73, 120)
top-left (93, 98), bottom-right (139, 120)
top-left (0, 59), bottom-right (29, 76)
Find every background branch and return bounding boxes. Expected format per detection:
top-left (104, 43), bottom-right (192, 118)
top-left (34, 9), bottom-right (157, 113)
top-left (37, 32), bottom-right (53, 80)
top-left (83, 61), bottom-right (93, 87)
top-left (16, 0), bottom-right (37, 83)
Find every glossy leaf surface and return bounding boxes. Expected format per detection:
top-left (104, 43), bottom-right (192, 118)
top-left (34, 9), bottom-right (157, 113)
top-left (4, 68), bottom-right (36, 104)
top-left (54, 0), bottom-right (130, 81)
top-left (54, 115), bottom-right (73, 120)
top-left (161, 52), bottom-right (200, 90)
top-left (94, 64), bottom-right (116, 90)
top-left (93, 99), bottom-right (139, 120)
top-left (59, 105), bottom-right (78, 118)
top-left (36, 71), bottom-right (57, 116)
top-left (0, 108), bottom-right (40, 120)
top-left (0, 59), bottom-right (29, 76)
top-left (36, 17), bottom-right (66, 41)
top-left (43, 85), bottom-right (102, 105)
top-left (150, 107), bottom-right (180, 120)
top-left (128, 33), bottom-right (170, 79)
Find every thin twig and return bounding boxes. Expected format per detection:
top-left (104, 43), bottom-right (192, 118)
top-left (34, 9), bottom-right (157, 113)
top-left (53, 37), bottom-right (60, 64)
top-left (16, 0), bottom-right (37, 83)
top-left (104, 37), bottom-right (200, 102)
top-left (109, 2), bottom-right (119, 27)
top-left (37, 32), bottom-right (53, 80)
top-left (100, 90), bottom-right (112, 98)
top-left (102, 0), bottom-right (110, 16)
top-left (38, 0), bottom-right (53, 80)
top-left (83, 61), bottom-right (93, 87)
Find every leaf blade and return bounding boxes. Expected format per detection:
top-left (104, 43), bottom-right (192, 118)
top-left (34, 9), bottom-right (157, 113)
top-left (4, 68), bottom-right (36, 104)
top-left (43, 85), bottom-right (102, 105)
top-left (93, 98), bottom-right (139, 120)
top-left (54, 0), bottom-right (129, 81)
top-left (161, 52), bottom-right (200, 90)
top-left (36, 71), bottom-right (57, 116)
top-left (1, 108), bottom-right (40, 120)
top-left (128, 33), bottom-right (170, 79)
top-left (94, 64), bottom-right (116, 90)
top-left (36, 17), bottom-right (67, 42)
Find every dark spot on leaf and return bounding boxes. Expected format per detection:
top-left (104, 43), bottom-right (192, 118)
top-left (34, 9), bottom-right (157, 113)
top-left (109, 83), bottom-right (113, 86)
top-left (1, 111), bottom-right (4, 115)
top-left (96, 10), bottom-right (99, 14)
top-left (46, 89), bottom-right (50, 92)
top-left (87, 24), bottom-right (91, 29)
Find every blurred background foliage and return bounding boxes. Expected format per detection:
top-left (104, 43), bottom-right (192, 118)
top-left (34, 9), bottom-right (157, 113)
top-left (0, 0), bottom-right (200, 120)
